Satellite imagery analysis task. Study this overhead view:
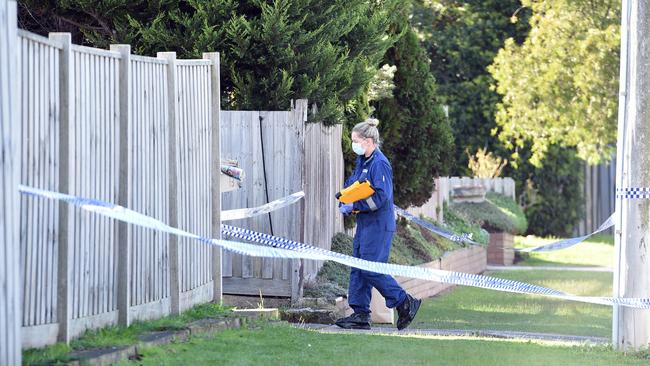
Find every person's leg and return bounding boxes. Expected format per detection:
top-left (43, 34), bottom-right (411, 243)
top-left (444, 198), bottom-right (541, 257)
top-left (336, 232), bottom-right (372, 329)
top-left (347, 234), bottom-right (373, 313)
top-left (348, 267), bottom-right (373, 314)
top-left (358, 229), bottom-right (420, 330)
top-left (357, 230), bottom-right (406, 308)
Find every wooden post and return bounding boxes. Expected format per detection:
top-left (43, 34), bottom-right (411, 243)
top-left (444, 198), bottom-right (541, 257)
top-left (203, 52), bottom-right (222, 304)
top-left (292, 99), bottom-right (308, 304)
top-left (613, 0), bottom-right (650, 351)
top-left (111, 44), bottom-right (131, 326)
top-left (48, 32), bottom-right (73, 345)
top-left (158, 52), bottom-right (181, 315)
top-left (1, 1), bottom-right (22, 364)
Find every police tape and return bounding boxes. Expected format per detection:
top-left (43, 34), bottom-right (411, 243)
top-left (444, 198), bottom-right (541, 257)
top-left (616, 187), bottom-right (650, 199)
top-left (393, 206), bottom-right (482, 246)
top-left (515, 213), bottom-right (615, 253)
top-left (221, 191), bottom-right (305, 221)
top-left (395, 204), bottom-right (616, 253)
top-left (17, 184), bottom-right (650, 309)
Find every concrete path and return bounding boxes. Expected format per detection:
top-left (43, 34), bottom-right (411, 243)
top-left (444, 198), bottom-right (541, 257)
top-left (296, 323), bottom-right (609, 344)
top-left (487, 265), bottom-right (613, 272)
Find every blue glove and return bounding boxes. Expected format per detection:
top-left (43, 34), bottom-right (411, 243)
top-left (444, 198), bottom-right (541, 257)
top-left (339, 203), bottom-right (353, 215)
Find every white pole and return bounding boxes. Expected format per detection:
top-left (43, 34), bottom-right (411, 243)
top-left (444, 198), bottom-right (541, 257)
top-left (613, 0), bottom-right (650, 351)
top-left (612, 0), bottom-right (630, 349)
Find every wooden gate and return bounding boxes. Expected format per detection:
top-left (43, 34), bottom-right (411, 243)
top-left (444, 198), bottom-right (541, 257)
top-left (220, 101), bottom-right (308, 300)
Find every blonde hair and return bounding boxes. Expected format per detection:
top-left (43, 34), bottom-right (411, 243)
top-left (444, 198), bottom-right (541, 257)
top-left (352, 118), bottom-right (381, 145)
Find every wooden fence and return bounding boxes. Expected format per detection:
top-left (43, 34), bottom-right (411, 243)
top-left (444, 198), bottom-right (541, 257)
top-left (407, 177), bottom-right (516, 223)
top-left (303, 111), bottom-right (345, 279)
top-left (220, 101), bottom-right (345, 299)
top-left (220, 103), bottom-right (306, 300)
top-left (576, 161), bottom-right (616, 235)
top-left (15, 26), bottom-right (222, 349)
top-left (1, 1), bottom-right (22, 364)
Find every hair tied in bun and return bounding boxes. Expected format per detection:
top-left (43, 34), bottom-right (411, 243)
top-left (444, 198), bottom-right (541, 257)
top-left (366, 118), bottom-right (379, 127)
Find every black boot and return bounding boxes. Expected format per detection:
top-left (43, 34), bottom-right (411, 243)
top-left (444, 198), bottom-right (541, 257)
top-left (335, 312), bottom-right (371, 330)
top-left (396, 294), bottom-right (421, 330)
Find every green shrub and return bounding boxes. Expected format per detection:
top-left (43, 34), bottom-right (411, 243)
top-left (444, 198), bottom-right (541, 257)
top-left (450, 192), bottom-right (527, 234)
top-left (303, 281), bottom-right (348, 300)
top-left (20, 0), bottom-right (405, 126)
top-left (485, 192), bottom-right (528, 233)
top-left (390, 222), bottom-right (458, 265)
top-left (442, 204), bottom-right (490, 244)
top-left (509, 145), bottom-right (584, 237)
top-left (314, 233), bottom-right (353, 290)
top-left (373, 26), bottom-right (454, 207)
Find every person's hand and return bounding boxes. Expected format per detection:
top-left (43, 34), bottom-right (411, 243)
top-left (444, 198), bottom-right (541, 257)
top-left (339, 203), bottom-right (353, 215)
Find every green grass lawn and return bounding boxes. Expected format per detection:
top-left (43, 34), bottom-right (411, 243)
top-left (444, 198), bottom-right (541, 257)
top-left (412, 270), bottom-right (613, 337)
top-left (23, 303), bottom-right (231, 365)
top-left (514, 234), bottom-right (614, 267)
top-left (118, 323), bottom-right (649, 366)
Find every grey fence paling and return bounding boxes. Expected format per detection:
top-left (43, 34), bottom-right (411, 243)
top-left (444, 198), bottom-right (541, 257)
top-left (1, 1), bottom-right (22, 365)
top-left (576, 160), bottom-right (616, 236)
top-left (302, 109), bottom-right (345, 280)
top-left (16, 27), bottom-right (222, 349)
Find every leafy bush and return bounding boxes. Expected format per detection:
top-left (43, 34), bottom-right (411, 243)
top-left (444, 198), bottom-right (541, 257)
top-left (450, 192), bottom-right (527, 234)
top-left (20, 0), bottom-right (404, 125)
top-left (411, 0), bottom-right (531, 175)
top-left (314, 233), bottom-right (353, 290)
top-left (373, 26), bottom-right (454, 207)
top-left (390, 222), bottom-right (460, 265)
top-left (442, 205), bottom-right (490, 245)
top-left (303, 281), bottom-right (348, 300)
top-left (507, 144), bottom-right (584, 237)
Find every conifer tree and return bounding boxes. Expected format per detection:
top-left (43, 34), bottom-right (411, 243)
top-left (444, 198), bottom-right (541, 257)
top-left (373, 27), bottom-right (454, 207)
top-left (19, 0), bottom-right (402, 125)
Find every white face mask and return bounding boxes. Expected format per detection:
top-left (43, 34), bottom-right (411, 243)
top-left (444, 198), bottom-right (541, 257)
top-left (352, 142), bottom-right (365, 155)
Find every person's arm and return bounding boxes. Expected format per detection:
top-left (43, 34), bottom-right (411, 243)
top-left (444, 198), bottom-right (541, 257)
top-left (353, 161), bottom-right (392, 213)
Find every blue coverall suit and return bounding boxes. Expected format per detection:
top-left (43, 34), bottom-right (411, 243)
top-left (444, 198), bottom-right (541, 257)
top-left (344, 148), bottom-right (407, 314)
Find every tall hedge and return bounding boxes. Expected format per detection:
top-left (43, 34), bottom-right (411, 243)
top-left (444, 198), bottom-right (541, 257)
top-left (19, 0), bottom-right (402, 125)
top-left (372, 27), bottom-right (454, 207)
top-left (411, 0), bottom-right (530, 175)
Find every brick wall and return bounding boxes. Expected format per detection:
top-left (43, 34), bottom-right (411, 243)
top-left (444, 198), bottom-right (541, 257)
top-left (487, 232), bottom-right (514, 265)
top-left (396, 246), bottom-right (487, 300)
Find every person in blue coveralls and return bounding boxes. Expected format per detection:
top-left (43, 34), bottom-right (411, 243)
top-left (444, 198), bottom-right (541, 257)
top-left (335, 118), bottom-right (421, 330)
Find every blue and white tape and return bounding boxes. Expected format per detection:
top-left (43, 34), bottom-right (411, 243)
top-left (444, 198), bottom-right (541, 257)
top-left (394, 206), bottom-right (482, 246)
top-left (395, 203), bottom-right (614, 253)
top-left (516, 213), bottom-right (615, 253)
top-left (17, 185), bottom-right (650, 309)
top-left (616, 187), bottom-right (650, 199)
top-left (221, 191), bottom-right (304, 221)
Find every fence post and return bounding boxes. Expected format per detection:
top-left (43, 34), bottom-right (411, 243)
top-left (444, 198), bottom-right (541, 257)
top-left (292, 99), bottom-right (308, 304)
top-left (158, 52), bottom-right (181, 315)
top-left (203, 52), bottom-right (222, 304)
top-left (48, 31), bottom-right (73, 344)
top-left (1, 1), bottom-right (22, 364)
top-left (111, 44), bottom-right (132, 326)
